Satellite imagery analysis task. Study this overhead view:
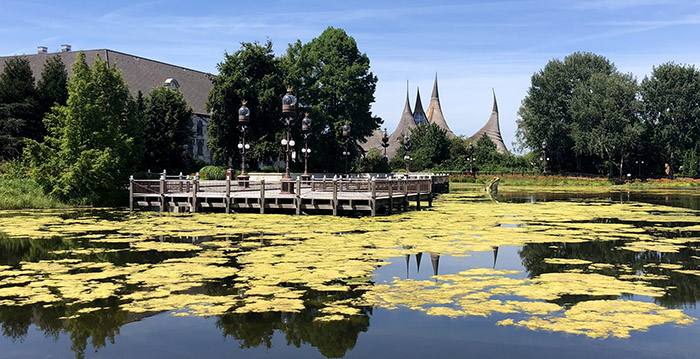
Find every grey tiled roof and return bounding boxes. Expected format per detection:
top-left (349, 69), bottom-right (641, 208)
top-left (470, 90), bottom-right (508, 153)
top-left (0, 49), bottom-right (213, 115)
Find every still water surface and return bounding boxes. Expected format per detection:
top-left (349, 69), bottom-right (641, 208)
top-left (1, 188), bottom-right (700, 358)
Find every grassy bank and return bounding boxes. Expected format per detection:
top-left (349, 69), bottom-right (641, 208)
top-left (450, 174), bottom-right (700, 189)
top-left (0, 179), bottom-right (64, 209)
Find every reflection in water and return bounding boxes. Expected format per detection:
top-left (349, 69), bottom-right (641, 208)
top-left (1, 191), bottom-right (700, 356)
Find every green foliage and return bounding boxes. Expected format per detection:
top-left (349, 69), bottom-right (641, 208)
top-left (207, 40), bottom-right (285, 166)
top-left (24, 52), bottom-right (138, 205)
top-left (283, 27), bottom-right (381, 173)
top-left (199, 165), bottom-right (229, 180)
top-left (570, 72), bottom-right (642, 177)
top-left (517, 52), bottom-right (616, 173)
top-left (0, 159), bottom-right (29, 179)
top-left (37, 55), bottom-right (68, 115)
top-left (0, 179), bottom-right (63, 209)
top-left (142, 86), bottom-right (193, 172)
top-left (0, 57), bottom-right (41, 160)
top-left (640, 63), bottom-right (700, 178)
top-left (354, 148), bottom-right (390, 173)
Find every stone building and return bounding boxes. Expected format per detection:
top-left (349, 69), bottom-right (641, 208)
top-left (363, 74), bottom-right (506, 159)
top-left (0, 46), bottom-right (215, 164)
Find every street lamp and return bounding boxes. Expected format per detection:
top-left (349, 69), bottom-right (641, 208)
top-left (342, 122), bottom-right (351, 175)
top-left (301, 113), bottom-right (312, 183)
top-left (381, 128), bottom-right (390, 159)
top-left (280, 88), bottom-right (297, 194)
top-left (401, 134), bottom-right (412, 175)
top-left (237, 101), bottom-right (251, 187)
top-left (541, 140), bottom-right (548, 174)
top-left (468, 142), bottom-right (474, 176)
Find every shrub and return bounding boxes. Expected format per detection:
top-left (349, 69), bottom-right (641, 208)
top-left (199, 166), bottom-right (229, 180)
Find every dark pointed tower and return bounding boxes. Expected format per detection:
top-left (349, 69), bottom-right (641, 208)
top-left (426, 73), bottom-right (455, 137)
top-left (413, 87), bottom-right (427, 125)
top-left (361, 81), bottom-right (416, 159)
top-left (470, 89), bottom-right (508, 153)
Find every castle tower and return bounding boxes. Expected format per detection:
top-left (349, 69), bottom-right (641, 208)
top-left (470, 89), bottom-right (508, 153)
top-left (413, 88), bottom-right (427, 125)
top-left (425, 73), bottom-right (456, 138)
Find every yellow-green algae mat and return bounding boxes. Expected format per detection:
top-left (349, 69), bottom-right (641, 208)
top-left (1, 191), bottom-right (699, 339)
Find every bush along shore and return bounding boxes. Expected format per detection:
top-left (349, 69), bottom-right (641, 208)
top-left (0, 179), bottom-right (64, 209)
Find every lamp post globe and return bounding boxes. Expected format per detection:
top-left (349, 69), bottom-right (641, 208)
top-left (237, 101), bottom-right (251, 187)
top-left (342, 122), bottom-right (352, 175)
top-left (280, 88), bottom-right (296, 194)
top-left (301, 113), bottom-right (312, 183)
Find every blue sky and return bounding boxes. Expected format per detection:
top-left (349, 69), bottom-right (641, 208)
top-left (2, 0), bottom-right (700, 151)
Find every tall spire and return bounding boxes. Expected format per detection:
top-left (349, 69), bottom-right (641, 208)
top-left (431, 72), bottom-right (439, 100)
top-left (402, 80), bottom-right (412, 115)
top-left (470, 88), bottom-right (507, 153)
top-left (426, 73), bottom-right (455, 137)
top-left (413, 87), bottom-right (427, 125)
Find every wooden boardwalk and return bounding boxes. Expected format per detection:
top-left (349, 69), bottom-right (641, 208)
top-left (130, 174), bottom-right (449, 216)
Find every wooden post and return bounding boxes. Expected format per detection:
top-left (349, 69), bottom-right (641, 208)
top-left (191, 176), bottom-right (198, 213)
top-left (129, 175), bottom-right (134, 212)
top-left (428, 178), bottom-right (433, 207)
top-left (370, 177), bottom-right (377, 217)
top-left (225, 176), bottom-right (231, 213)
top-left (295, 177), bottom-right (302, 215)
top-left (403, 178), bottom-right (408, 211)
top-left (259, 179), bottom-right (266, 214)
top-left (159, 175), bottom-right (166, 213)
top-left (416, 178), bottom-right (421, 210)
top-left (388, 178), bottom-right (393, 214)
top-left (332, 178), bottom-right (338, 216)
top-left (178, 172), bottom-right (183, 193)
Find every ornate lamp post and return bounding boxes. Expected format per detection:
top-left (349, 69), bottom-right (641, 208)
top-left (468, 142), bottom-right (474, 176)
top-left (401, 135), bottom-right (412, 175)
top-left (281, 88), bottom-right (297, 194)
top-left (541, 140), bottom-right (548, 174)
top-left (381, 128), bottom-right (390, 158)
top-left (342, 122), bottom-right (351, 176)
top-left (300, 113), bottom-right (312, 183)
top-left (237, 101), bottom-right (251, 187)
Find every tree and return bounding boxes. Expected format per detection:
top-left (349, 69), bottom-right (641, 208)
top-left (36, 55), bottom-right (68, 116)
top-left (283, 27), bottom-right (381, 173)
top-left (640, 63), bottom-right (700, 178)
top-left (25, 52), bottom-right (138, 204)
top-left (142, 86), bottom-right (193, 172)
top-left (0, 57), bottom-right (40, 159)
top-left (570, 72), bottom-right (642, 178)
top-left (517, 52), bottom-right (616, 173)
top-left (207, 40), bottom-right (285, 167)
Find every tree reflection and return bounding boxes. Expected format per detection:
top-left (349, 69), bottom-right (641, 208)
top-left (216, 289), bottom-right (371, 358)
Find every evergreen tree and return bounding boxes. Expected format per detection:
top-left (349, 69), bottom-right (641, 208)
top-left (0, 57), bottom-right (40, 159)
top-left (142, 86), bottom-right (194, 172)
top-left (25, 52), bottom-right (138, 204)
top-left (37, 54), bottom-right (68, 116)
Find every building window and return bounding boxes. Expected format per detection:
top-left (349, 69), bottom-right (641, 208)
top-left (196, 121), bottom-right (203, 136)
top-left (197, 139), bottom-right (204, 156)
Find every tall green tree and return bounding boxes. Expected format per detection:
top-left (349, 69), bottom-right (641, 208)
top-left (390, 123), bottom-right (450, 170)
top-left (570, 72), bottom-right (642, 177)
top-left (0, 57), bottom-right (40, 159)
top-left (207, 40), bottom-right (285, 166)
top-left (25, 52), bottom-right (138, 204)
top-left (142, 86), bottom-right (194, 172)
top-left (517, 52), bottom-right (616, 173)
top-left (640, 63), bottom-right (700, 178)
top-left (36, 55), bottom-right (68, 116)
top-left (283, 27), bottom-right (381, 173)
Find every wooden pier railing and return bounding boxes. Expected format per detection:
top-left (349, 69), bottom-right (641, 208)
top-left (130, 174), bottom-right (449, 216)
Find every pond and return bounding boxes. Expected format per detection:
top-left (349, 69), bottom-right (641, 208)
top-left (1, 187), bottom-right (700, 358)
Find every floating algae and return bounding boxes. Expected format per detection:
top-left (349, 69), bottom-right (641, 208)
top-left (0, 190), bottom-right (699, 339)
